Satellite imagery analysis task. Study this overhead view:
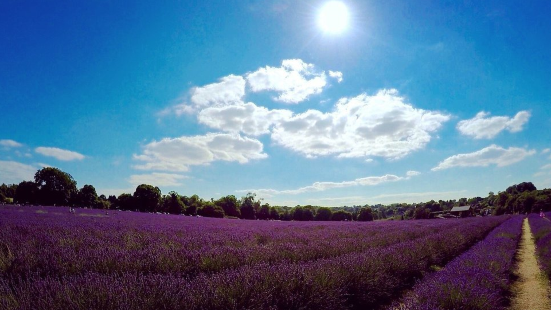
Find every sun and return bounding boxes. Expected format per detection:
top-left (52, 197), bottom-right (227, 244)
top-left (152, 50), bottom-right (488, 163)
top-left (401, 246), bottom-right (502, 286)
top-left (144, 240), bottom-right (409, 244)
top-left (318, 1), bottom-right (350, 34)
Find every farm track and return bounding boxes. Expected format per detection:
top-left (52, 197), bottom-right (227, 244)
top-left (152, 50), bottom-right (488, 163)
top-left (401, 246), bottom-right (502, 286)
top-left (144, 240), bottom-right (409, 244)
top-left (509, 218), bottom-right (551, 310)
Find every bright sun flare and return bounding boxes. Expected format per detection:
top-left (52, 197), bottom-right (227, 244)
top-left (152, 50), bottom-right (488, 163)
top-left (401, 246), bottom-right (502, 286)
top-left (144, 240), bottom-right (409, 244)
top-left (318, 1), bottom-right (350, 34)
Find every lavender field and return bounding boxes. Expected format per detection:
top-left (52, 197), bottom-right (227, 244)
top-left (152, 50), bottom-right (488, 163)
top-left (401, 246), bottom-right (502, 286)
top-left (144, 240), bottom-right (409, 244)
top-left (0, 205), bottom-right (512, 310)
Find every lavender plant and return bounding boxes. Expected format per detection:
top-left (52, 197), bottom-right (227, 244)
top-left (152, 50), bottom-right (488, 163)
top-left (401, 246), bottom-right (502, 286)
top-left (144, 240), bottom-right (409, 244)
top-left (387, 215), bottom-right (523, 310)
top-left (0, 205), bottom-right (509, 310)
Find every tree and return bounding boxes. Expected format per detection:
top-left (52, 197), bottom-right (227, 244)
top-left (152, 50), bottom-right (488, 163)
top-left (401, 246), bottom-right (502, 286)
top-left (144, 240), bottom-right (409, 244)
top-left (414, 207), bottom-right (430, 219)
top-left (215, 195), bottom-right (240, 217)
top-left (185, 194), bottom-right (202, 216)
top-left (34, 167), bottom-right (77, 206)
top-left (133, 184), bottom-right (161, 212)
top-left (117, 193), bottom-right (134, 210)
top-left (331, 210), bottom-right (352, 221)
top-left (240, 193), bottom-right (256, 220)
top-left (315, 207), bottom-right (333, 221)
top-left (269, 207), bottom-right (280, 220)
top-left (257, 204), bottom-right (271, 220)
top-left (78, 184), bottom-right (99, 208)
top-left (164, 191), bottom-right (186, 215)
top-left (198, 202), bottom-right (225, 218)
top-left (357, 207), bottom-right (374, 221)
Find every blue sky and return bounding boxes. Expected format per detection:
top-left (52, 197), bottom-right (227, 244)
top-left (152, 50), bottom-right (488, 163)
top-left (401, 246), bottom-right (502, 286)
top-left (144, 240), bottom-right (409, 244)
top-left (1, 0), bottom-right (550, 206)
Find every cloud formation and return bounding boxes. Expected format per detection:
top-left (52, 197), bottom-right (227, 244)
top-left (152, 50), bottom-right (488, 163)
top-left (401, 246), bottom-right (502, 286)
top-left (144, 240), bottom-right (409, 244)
top-left (128, 173), bottom-right (187, 187)
top-left (133, 133), bottom-right (267, 172)
top-left (191, 75), bottom-right (246, 108)
top-left (271, 89), bottom-right (450, 159)
top-left (246, 59), bottom-right (340, 103)
top-left (432, 144), bottom-right (535, 171)
top-left (198, 102), bottom-right (292, 136)
top-left (0, 139), bottom-right (23, 148)
top-left (35, 147), bottom-right (85, 161)
top-left (456, 111), bottom-right (531, 139)
top-left (0, 160), bottom-right (37, 184)
top-left (238, 173), bottom-right (413, 197)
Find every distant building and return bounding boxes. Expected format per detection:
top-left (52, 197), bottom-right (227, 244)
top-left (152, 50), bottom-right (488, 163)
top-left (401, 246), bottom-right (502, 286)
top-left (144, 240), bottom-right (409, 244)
top-left (450, 206), bottom-right (472, 218)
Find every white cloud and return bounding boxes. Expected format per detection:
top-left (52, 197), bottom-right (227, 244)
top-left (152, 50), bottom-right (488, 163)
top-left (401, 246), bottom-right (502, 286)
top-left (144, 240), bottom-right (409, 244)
top-left (271, 89), bottom-right (450, 159)
top-left (0, 139), bottom-right (23, 148)
top-left (238, 174), bottom-right (405, 197)
top-left (197, 102), bottom-right (293, 136)
top-left (305, 190), bottom-right (469, 206)
top-left (128, 173), bottom-right (187, 187)
top-left (542, 148), bottom-right (550, 154)
top-left (534, 164), bottom-right (551, 177)
top-left (406, 170), bottom-right (421, 177)
top-left (246, 59), bottom-right (334, 104)
top-left (35, 147), bottom-right (85, 161)
top-left (456, 111), bottom-right (531, 139)
top-left (0, 160), bottom-right (37, 184)
top-left (133, 133), bottom-right (267, 172)
top-left (432, 144), bottom-right (536, 171)
top-left (191, 74), bottom-right (246, 108)
top-left (157, 103), bottom-right (195, 117)
top-left (328, 70), bottom-right (343, 83)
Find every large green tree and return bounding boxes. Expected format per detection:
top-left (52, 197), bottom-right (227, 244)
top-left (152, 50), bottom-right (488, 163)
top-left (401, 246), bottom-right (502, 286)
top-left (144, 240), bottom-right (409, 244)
top-left (163, 191), bottom-right (186, 215)
top-left (314, 207), bottom-right (333, 221)
top-left (78, 184), bottom-right (99, 208)
top-left (133, 184), bottom-right (161, 212)
top-left (240, 193), bottom-right (256, 220)
top-left (14, 181), bottom-right (38, 204)
top-left (34, 167), bottom-right (77, 206)
top-left (357, 207), bottom-right (374, 221)
top-left (215, 195), bottom-right (240, 217)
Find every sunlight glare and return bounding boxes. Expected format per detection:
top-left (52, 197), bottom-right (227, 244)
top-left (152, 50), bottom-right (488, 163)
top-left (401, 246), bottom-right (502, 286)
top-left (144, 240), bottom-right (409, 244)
top-left (318, 1), bottom-right (350, 35)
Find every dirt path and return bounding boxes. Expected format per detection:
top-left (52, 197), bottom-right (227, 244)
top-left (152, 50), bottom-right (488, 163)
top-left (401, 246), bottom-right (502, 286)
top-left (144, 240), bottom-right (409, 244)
top-left (509, 218), bottom-right (551, 310)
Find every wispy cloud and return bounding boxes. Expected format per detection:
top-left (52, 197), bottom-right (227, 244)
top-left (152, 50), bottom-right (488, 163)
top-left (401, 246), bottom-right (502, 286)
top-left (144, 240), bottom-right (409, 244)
top-left (238, 173), bottom-right (416, 197)
top-left (0, 160), bottom-right (38, 184)
top-left (457, 111), bottom-right (531, 139)
top-left (0, 139), bottom-right (23, 148)
top-left (35, 147), bottom-right (85, 161)
top-left (432, 144), bottom-right (535, 171)
top-left (302, 190), bottom-right (469, 206)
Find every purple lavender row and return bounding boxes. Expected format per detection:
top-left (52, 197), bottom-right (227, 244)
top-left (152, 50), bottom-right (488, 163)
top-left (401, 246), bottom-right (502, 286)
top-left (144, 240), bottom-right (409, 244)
top-left (1, 212), bottom-right (508, 310)
top-left (387, 215), bottom-right (523, 310)
top-left (527, 213), bottom-right (551, 279)
top-left (0, 206), bottom-right (502, 280)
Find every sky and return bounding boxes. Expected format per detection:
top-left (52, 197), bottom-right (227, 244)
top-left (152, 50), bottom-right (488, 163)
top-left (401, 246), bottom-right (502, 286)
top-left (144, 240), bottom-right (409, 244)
top-left (1, 0), bottom-right (551, 207)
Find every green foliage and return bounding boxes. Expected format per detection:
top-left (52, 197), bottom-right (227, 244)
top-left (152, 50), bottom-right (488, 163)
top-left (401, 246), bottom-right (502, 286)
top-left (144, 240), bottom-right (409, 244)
top-left (239, 193), bottom-right (256, 220)
top-left (269, 207), bottom-right (280, 220)
top-left (133, 184), bottom-right (161, 213)
top-left (117, 193), bottom-right (134, 211)
top-left (357, 207), bottom-right (374, 221)
top-left (256, 204), bottom-right (270, 220)
top-left (185, 195), bottom-right (202, 216)
top-left (198, 202), bottom-right (225, 218)
top-left (315, 207), bottom-right (333, 221)
top-left (215, 195), bottom-right (240, 217)
top-left (78, 184), bottom-right (99, 208)
top-left (414, 207), bottom-right (430, 219)
top-left (163, 191), bottom-right (186, 215)
top-left (34, 167), bottom-right (77, 206)
top-left (331, 210), bottom-right (352, 221)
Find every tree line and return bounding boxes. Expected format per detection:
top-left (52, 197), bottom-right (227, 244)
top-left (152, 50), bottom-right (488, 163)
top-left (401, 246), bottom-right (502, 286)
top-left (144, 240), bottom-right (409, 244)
top-left (2, 167), bottom-right (551, 221)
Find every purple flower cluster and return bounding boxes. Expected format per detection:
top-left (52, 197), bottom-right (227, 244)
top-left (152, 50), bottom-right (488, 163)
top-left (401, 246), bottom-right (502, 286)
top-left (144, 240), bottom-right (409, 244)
top-left (387, 215), bottom-right (523, 310)
top-left (527, 213), bottom-right (551, 278)
top-left (0, 205), bottom-right (509, 310)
